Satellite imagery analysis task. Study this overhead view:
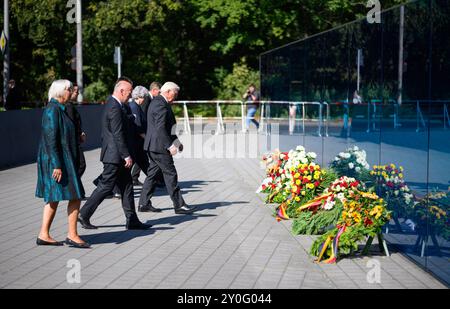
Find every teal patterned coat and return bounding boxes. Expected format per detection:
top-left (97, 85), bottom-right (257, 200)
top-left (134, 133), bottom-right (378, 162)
top-left (35, 99), bottom-right (85, 203)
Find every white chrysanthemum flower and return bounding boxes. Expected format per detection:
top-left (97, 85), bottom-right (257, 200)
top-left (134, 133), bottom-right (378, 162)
top-left (349, 163), bottom-right (354, 169)
top-left (307, 152), bottom-right (317, 159)
top-left (355, 167), bottom-right (361, 173)
top-left (323, 200), bottom-right (335, 210)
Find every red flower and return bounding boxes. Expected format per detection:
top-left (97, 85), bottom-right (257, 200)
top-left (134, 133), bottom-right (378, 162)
top-left (351, 181), bottom-right (359, 187)
top-left (314, 181), bottom-right (320, 187)
top-left (364, 218), bottom-right (373, 226)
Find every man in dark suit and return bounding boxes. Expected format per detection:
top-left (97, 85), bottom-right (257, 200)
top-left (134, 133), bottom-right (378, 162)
top-left (138, 82), bottom-right (195, 214)
top-left (79, 77), bottom-right (151, 230)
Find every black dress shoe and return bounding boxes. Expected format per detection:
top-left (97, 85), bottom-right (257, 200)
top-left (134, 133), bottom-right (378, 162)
top-left (113, 193), bottom-right (122, 199)
top-left (126, 222), bottom-right (152, 230)
top-left (36, 238), bottom-right (64, 246)
top-left (65, 238), bottom-right (91, 249)
top-left (138, 204), bottom-right (162, 213)
top-left (175, 205), bottom-right (197, 215)
top-left (78, 215), bottom-right (98, 229)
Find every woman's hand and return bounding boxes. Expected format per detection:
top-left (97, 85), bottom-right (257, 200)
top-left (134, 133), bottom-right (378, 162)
top-left (52, 169), bottom-right (62, 183)
top-left (80, 132), bottom-right (87, 143)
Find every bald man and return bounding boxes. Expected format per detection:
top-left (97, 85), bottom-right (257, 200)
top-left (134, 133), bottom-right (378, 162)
top-left (79, 77), bottom-right (151, 230)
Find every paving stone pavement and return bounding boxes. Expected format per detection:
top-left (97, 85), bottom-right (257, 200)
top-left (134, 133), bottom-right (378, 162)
top-left (0, 147), bottom-right (446, 289)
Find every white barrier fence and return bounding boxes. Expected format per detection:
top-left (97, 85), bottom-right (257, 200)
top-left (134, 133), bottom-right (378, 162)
top-left (173, 100), bottom-right (450, 136)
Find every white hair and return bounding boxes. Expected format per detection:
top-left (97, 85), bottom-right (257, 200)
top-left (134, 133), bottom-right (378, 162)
top-left (132, 86), bottom-right (149, 99)
top-left (48, 79), bottom-right (73, 102)
top-left (160, 82), bottom-right (180, 94)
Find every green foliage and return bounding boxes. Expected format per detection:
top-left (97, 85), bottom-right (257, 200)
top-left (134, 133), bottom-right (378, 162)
top-left (292, 205), bottom-right (342, 235)
top-left (214, 59), bottom-right (260, 100)
top-left (310, 225), bottom-right (368, 257)
top-left (84, 80), bottom-right (109, 103)
top-left (5, 0), bottom-right (406, 104)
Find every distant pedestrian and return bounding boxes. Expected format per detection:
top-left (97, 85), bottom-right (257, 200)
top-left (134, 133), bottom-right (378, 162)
top-left (4, 80), bottom-right (22, 111)
top-left (243, 84), bottom-right (260, 131)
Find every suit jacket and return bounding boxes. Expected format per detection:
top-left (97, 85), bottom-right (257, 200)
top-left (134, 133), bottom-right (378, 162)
top-left (129, 100), bottom-right (147, 136)
top-left (144, 95), bottom-right (177, 154)
top-left (100, 96), bottom-right (133, 164)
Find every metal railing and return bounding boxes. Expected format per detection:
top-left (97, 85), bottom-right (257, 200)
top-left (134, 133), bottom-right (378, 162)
top-left (173, 100), bottom-right (450, 136)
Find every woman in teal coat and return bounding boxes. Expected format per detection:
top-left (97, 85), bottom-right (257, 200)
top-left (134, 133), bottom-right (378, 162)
top-left (36, 79), bottom-right (89, 248)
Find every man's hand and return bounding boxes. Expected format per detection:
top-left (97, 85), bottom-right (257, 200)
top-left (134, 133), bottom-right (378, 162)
top-left (124, 157), bottom-right (133, 168)
top-left (52, 168), bottom-right (62, 183)
top-left (169, 145), bottom-right (178, 156)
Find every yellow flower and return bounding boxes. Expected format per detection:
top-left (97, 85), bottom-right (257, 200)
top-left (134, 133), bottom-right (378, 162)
top-left (370, 206), bottom-right (384, 219)
top-left (399, 173), bottom-right (404, 179)
top-left (295, 196), bottom-right (300, 202)
top-left (390, 164), bottom-right (396, 169)
top-left (307, 175), bottom-right (312, 181)
top-left (296, 179), bottom-right (301, 185)
top-left (352, 212), bottom-right (361, 223)
top-left (400, 166), bottom-right (404, 172)
top-left (292, 185), bottom-right (298, 193)
top-left (360, 191), bottom-right (379, 200)
top-left (370, 171), bottom-right (375, 176)
top-left (306, 183), bottom-right (315, 190)
top-left (294, 173), bottom-right (300, 178)
top-left (314, 165), bottom-right (320, 171)
top-left (301, 191), bottom-right (306, 196)
top-left (314, 174), bottom-right (320, 180)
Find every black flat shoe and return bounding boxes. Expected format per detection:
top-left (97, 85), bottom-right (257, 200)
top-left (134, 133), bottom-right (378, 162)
top-left (36, 238), bottom-right (64, 246)
top-left (65, 238), bottom-right (91, 249)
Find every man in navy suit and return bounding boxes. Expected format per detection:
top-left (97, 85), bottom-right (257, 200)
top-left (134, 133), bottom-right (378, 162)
top-left (138, 82), bottom-right (195, 215)
top-left (79, 77), bottom-right (151, 230)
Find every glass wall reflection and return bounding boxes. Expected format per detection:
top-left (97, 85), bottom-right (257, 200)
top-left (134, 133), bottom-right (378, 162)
top-left (260, 0), bottom-right (449, 285)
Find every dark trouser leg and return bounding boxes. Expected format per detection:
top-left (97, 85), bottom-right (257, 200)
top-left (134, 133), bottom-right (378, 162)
top-left (131, 164), bottom-right (141, 182)
top-left (152, 152), bottom-right (185, 209)
top-left (80, 163), bottom-right (120, 221)
top-left (115, 165), bottom-right (140, 225)
top-left (139, 152), bottom-right (161, 207)
top-left (134, 148), bottom-right (150, 177)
